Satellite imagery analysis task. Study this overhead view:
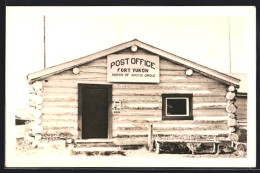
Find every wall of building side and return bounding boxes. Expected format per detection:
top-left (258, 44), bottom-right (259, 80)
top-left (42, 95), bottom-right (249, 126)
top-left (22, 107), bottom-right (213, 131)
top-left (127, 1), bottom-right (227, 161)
top-left (236, 96), bottom-right (247, 142)
top-left (39, 48), bottom-right (230, 143)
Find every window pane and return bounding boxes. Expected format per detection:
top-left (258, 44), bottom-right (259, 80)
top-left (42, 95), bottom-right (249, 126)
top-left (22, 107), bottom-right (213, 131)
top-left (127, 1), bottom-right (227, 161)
top-left (167, 99), bottom-right (187, 115)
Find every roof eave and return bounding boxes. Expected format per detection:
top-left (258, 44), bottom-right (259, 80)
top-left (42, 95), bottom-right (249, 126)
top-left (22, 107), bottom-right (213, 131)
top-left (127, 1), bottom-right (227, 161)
top-left (27, 39), bottom-right (241, 86)
top-left (27, 39), bottom-right (137, 83)
top-left (134, 40), bottom-right (240, 86)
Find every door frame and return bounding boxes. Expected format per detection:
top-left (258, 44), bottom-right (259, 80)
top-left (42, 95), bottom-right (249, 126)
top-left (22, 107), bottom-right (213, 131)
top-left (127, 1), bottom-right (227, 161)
top-left (78, 83), bottom-right (112, 139)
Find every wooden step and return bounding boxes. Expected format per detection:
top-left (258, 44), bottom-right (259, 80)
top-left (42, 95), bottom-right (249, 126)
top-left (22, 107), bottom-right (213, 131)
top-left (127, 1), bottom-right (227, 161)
top-left (76, 143), bottom-right (116, 147)
top-left (74, 139), bottom-right (115, 147)
top-left (74, 139), bottom-right (113, 143)
top-left (73, 147), bottom-right (119, 152)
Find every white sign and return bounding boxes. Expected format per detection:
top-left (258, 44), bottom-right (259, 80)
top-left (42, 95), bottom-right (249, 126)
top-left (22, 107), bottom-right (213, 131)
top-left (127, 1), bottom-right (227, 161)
top-left (107, 54), bottom-right (160, 83)
top-left (112, 99), bottom-right (121, 113)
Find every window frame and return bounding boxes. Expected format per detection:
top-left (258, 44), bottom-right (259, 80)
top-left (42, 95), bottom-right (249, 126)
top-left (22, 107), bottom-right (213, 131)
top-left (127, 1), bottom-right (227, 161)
top-left (162, 94), bottom-right (193, 120)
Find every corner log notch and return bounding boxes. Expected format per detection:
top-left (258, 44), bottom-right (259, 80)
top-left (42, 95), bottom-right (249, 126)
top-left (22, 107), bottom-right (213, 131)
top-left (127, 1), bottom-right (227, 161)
top-left (226, 85), bottom-right (239, 138)
top-left (26, 81), bottom-right (44, 148)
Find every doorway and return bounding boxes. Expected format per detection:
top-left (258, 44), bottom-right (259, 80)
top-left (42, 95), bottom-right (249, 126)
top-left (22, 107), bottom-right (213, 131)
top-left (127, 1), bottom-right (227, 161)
top-left (78, 84), bottom-right (112, 139)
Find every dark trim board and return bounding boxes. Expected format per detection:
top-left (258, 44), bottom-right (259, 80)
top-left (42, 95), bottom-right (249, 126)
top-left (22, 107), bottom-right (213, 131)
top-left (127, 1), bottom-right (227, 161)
top-left (78, 83), bottom-right (112, 139)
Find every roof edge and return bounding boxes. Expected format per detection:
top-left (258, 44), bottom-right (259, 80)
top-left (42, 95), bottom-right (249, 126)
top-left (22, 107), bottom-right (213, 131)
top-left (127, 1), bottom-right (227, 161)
top-left (134, 40), bottom-right (240, 86)
top-left (27, 39), bottom-right (240, 86)
top-left (27, 39), bottom-right (137, 82)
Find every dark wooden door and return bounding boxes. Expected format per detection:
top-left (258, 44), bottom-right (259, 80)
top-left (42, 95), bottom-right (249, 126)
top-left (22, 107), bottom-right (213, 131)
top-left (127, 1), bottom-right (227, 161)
top-left (81, 85), bottom-right (110, 139)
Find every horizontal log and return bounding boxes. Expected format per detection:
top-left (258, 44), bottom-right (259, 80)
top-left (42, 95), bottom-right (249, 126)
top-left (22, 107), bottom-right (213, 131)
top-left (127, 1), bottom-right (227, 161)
top-left (113, 124), bottom-right (228, 131)
top-left (160, 70), bottom-right (187, 76)
top-left (236, 106), bottom-right (247, 110)
top-left (45, 75), bottom-right (107, 82)
top-left (236, 99), bottom-right (247, 105)
top-left (160, 70), bottom-right (214, 77)
top-left (45, 75), bottom-right (221, 83)
top-left (43, 87), bottom-right (77, 94)
top-left (60, 66), bottom-right (107, 74)
top-left (115, 110), bottom-right (228, 118)
top-left (41, 121), bottom-right (77, 128)
top-left (41, 114), bottom-right (78, 121)
top-left (238, 122), bottom-right (247, 126)
top-left (43, 98), bottom-right (77, 102)
top-left (159, 59), bottom-right (187, 70)
top-left (79, 66), bottom-right (107, 74)
top-left (112, 89), bottom-right (226, 97)
top-left (113, 114), bottom-right (162, 121)
top-left (113, 118), bottom-right (227, 124)
top-left (113, 130), bottom-right (230, 136)
top-left (42, 129), bottom-right (78, 137)
top-left (48, 73), bottom-right (106, 80)
top-left (237, 112), bottom-right (247, 117)
top-left (160, 76), bottom-right (217, 83)
top-left (43, 80), bottom-right (78, 88)
top-left (193, 115), bottom-right (228, 121)
top-left (112, 83), bottom-right (227, 90)
top-left (42, 126), bottom-right (77, 131)
top-left (120, 100), bottom-right (161, 107)
top-left (236, 105), bottom-right (247, 109)
top-left (42, 94), bottom-right (77, 100)
top-left (236, 104), bottom-right (247, 108)
top-left (120, 102), bottom-right (227, 111)
top-left (113, 116), bottom-right (228, 124)
top-left (42, 107), bottom-right (78, 115)
top-left (113, 123), bottom-right (227, 129)
top-left (116, 109), bottom-right (161, 116)
top-left (43, 80), bottom-right (110, 88)
top-left (45, 96), bottom-right (232, 110)
top-left (236, 114), bottom-right (247, 119)
top-left (193, 109), bottom-right (227, 116)
top-left (122, 103), bottom-right (161, 110)
top-left (236, 110), bottom-right (247, 114)
top-left (42, 101), bottom-right (78, 108)
top-left (43, 80), bottom-right (226, 90)
top-left (193, 103), bottom-right (226, 110)
top-left (193, 97), bottom-right (227, 103)
top-left (157, 81), bottom-right (225, 86)
top-left (113, 96), bottom-right (160, 102)
top-left (113, 96), bottom-right (227, 104)
top-left (113, 115), bottom-right (161, 122)
top-left (237, 119), bottom-right (247, 123)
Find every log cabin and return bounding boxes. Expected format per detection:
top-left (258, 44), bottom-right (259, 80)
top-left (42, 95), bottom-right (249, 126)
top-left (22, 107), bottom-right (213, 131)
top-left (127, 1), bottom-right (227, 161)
top-left (26, 39), bottom-right (243, 149)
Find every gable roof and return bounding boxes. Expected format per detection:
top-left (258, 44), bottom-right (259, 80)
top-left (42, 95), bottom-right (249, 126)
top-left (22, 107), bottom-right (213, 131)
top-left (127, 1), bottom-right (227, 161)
top-left (27, 39), bottom-right (240, 86)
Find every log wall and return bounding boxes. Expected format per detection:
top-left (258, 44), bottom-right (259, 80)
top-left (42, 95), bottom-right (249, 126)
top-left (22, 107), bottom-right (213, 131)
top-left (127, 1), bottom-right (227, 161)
top-left (236, 96), bottom-right (247, 130)
top-left (40, 48), bottom-right (230, 143)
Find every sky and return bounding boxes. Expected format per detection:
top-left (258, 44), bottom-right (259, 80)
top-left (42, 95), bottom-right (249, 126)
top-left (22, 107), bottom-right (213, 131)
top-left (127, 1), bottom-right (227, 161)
top-left (6, 6), bottom-right (255, 109)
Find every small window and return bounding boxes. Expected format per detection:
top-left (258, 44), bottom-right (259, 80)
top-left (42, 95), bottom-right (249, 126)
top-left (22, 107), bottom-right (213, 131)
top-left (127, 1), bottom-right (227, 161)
top-left (162, 94), bottom-right (193, 120)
